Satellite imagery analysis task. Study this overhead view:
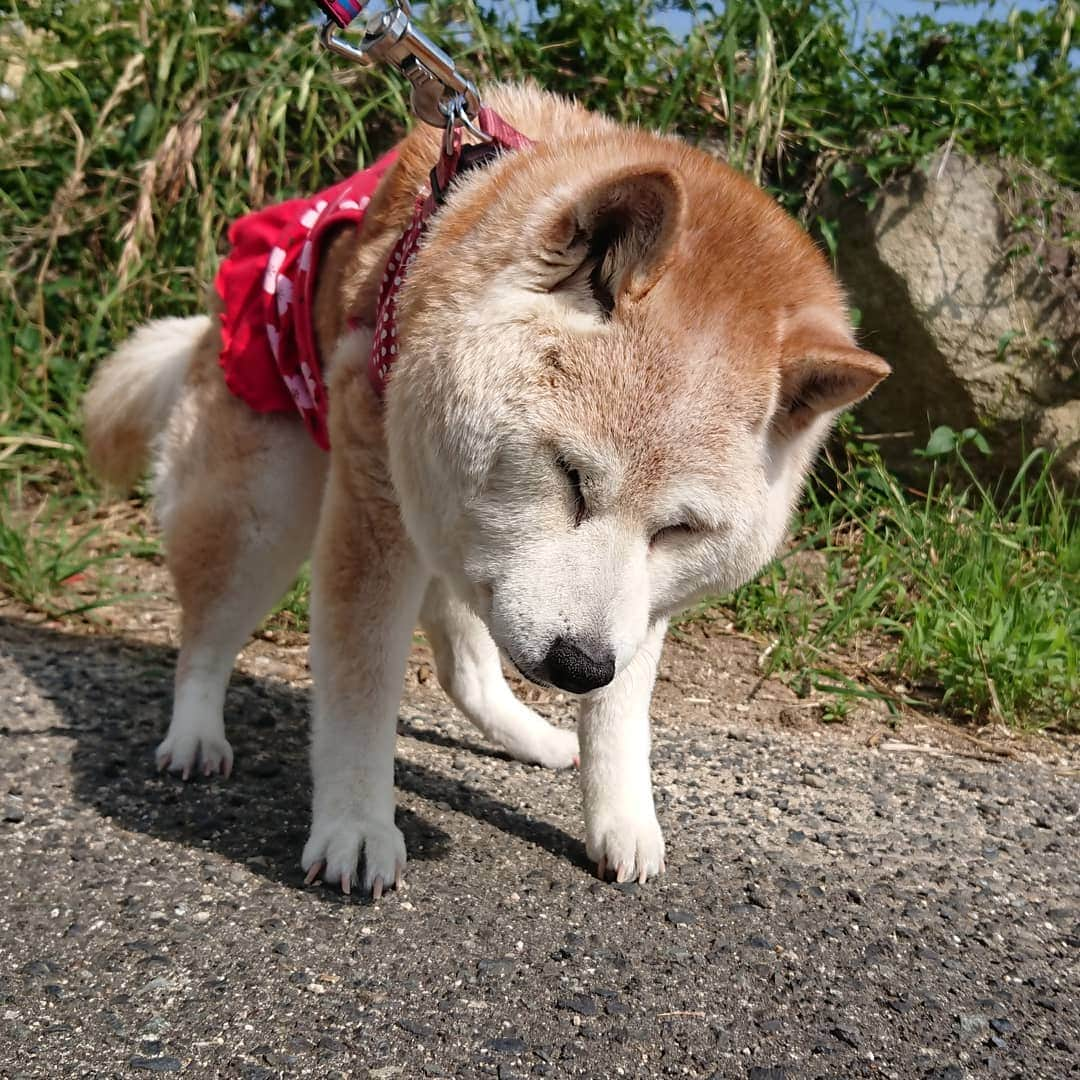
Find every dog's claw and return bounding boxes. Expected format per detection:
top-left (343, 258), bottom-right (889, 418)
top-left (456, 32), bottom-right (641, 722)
top-left (394, 867), bottom-right (404, 891)
top-left (596, 856), bottom-right (607, 880)
top-left (616, 863), bottom-right (629, 884)
top-left (341, 873), bottom-right (351, 896)
top-left (304, 862), bottom-right (323, 886)
top-left (372, 877), bottom-right (384, 901)
top-left (156, 733), bottom-right (233, 781)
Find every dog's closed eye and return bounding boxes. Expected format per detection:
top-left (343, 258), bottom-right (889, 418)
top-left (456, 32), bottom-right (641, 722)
top-left (649, 521), bottom-right (708, 548)
top-left (556, 456), bottom-right (588, 526)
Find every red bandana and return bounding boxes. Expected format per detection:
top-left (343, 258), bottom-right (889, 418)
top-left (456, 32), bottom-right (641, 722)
top-left (215, 152), bottom-right (397, 450)
top-left (216, 110), bottom-right (530, 450)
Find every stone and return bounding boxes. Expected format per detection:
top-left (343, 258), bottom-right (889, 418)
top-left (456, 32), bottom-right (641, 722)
top-left (666, 910), bottom-right (696, 926)
top-left (129, 1057), bottom-right (182, 1073)
top-left (486, 1037), bottom-right (527, 1053)
top-left (397, 1019), bottom-right (432, 1038)
top-left (832, 1024), bottom-right (860, 1048)
top-left (557, 996), bottom-right (597, 1017)
top-left (956, 1013), bottom-right (989, 1041)
top-left (924, 1067), bottom-right (965, 1080)
top-left (824, 150), bottom-right (1079, 480)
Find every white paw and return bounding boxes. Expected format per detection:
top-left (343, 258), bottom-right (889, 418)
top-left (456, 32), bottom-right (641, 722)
top-left (301, 812), bottom-right (406, 898)
top-left (156, 728), bottom-right (233, 780)
top-left (513, 723), bottom-right (579, 770)
top-left (586, 811), bottom-right (666, 884)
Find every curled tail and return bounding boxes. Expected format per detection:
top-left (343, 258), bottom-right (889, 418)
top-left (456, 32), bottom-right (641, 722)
top-left (83, 315), bottom-right (211, 490)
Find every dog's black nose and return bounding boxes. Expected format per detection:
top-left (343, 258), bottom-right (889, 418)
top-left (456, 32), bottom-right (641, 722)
top-left (543, 637), bottom-right (615, 693)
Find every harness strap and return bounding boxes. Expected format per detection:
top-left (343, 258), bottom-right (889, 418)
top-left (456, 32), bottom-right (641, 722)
top-left (317, 0), bottom-right (365, 29)
top-left (367, 110), bottom-right (534, 397)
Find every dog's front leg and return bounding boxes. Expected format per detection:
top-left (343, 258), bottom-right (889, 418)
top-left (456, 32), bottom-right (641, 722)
top-left (578, 618), bottom-right (668, 885)
top-left (301, 458), bottom-right (426, 897)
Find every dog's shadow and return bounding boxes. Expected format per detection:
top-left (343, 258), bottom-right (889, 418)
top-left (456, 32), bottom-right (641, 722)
top-left (0, 616), bottom-right (588, 901)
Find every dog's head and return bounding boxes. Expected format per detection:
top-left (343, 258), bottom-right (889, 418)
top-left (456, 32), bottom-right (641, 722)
top-left (387, 116), bottom-right (888, 693)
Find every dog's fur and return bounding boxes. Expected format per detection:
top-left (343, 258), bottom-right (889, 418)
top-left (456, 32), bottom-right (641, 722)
top-left (84, 84), bottom-right (888, 894)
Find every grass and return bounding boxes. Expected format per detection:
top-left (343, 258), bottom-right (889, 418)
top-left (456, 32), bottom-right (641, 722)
top-left (0, 0), bottom-right (1076, 731)
top-left (0, 488), bottom-right (123, 617)
top-left (2, 0), bottom-right (1076, 491)
top-left (267, 563), bottom-right (311, 635)
top-left (709, 425), bottom-right (1077, 731)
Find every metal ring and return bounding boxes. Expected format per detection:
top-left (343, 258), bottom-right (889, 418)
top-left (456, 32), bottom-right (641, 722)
top-left (439, 93), bottom-right (492, 149)
top-left (443, 102), bottom-right (458, 156)
top-left (457, 108), bottom-right (491, 144)
top-left (320, 22), bottom-right (371, 65)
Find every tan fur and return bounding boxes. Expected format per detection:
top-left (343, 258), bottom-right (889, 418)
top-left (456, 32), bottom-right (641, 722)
top-left (83, 315), bottom-right (211, 490)
top-left (84, 83), bottom-right (888, 891)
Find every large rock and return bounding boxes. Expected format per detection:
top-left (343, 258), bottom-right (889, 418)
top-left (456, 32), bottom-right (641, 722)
top-left (826, 150), bottom-right (1078, 481)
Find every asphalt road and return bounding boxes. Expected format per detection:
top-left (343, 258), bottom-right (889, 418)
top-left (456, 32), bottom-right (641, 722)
top-left (0, 615), bottom-right (1077, 1079)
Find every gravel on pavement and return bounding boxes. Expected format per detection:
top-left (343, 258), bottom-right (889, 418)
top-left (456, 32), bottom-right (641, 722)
top-left (1, 614), bottom-right (1077, 1079)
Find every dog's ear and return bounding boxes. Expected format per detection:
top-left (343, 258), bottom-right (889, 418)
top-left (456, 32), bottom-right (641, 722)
top-left (537, 165), bottom-right (684, 315)
top-left (773, 315), bottom-right (890, 437)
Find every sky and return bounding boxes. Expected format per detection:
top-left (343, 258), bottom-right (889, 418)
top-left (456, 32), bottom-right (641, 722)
top-left (860, 0), bottom-right (1046, 21)
top-left (654, 0), bottom-right (1054, 39)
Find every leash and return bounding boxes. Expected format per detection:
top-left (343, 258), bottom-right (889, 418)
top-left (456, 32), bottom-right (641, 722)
top-left (316, 0), bottom-right (488, 141)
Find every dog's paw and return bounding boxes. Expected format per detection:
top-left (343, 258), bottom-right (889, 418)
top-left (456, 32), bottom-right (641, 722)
top-left (156, 729), bottom-right (233, 780)
top-left (586, 812), bottom-right (666, 885)
top-left (518, 724), bottom-right (579, 770)
top-left (301, 813), bottom-right (406, 898)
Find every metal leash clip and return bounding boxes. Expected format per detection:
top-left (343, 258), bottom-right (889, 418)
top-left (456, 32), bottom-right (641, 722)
top-left (319, 0), bottom-right (489, 139)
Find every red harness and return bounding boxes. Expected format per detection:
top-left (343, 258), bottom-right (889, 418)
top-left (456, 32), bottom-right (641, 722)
top-left (215, 110), bottom-right (531, 450)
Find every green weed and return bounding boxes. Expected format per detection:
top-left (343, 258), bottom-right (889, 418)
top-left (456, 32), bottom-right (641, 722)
top-left (267, 563), bottom-right (311, 634)
top-left (717, 426), bottom-right (1078, 731)
top-left (0, 492), bottom-right (122, 617)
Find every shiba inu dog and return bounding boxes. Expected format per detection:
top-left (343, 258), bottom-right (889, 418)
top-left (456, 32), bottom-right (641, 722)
top-left (84, 84), bottom-right (888, 897)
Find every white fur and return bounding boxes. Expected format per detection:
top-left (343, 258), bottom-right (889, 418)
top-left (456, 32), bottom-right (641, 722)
top-left (105, 316), bottom-right (209, 428)
top-left (82, 316), bottom-right (210, 488)
top-left (155, 407), bottom-right (328, 780)
top-left (579, 618), bottom-right (668, 882)
top-left (304, 535), bottom-right (424, 894)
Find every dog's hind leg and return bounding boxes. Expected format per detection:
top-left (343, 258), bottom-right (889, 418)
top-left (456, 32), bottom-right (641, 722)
top-left (154, 359), bottom-right (328, 779)
top-left (420, 578), bottom-right (579, 769)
